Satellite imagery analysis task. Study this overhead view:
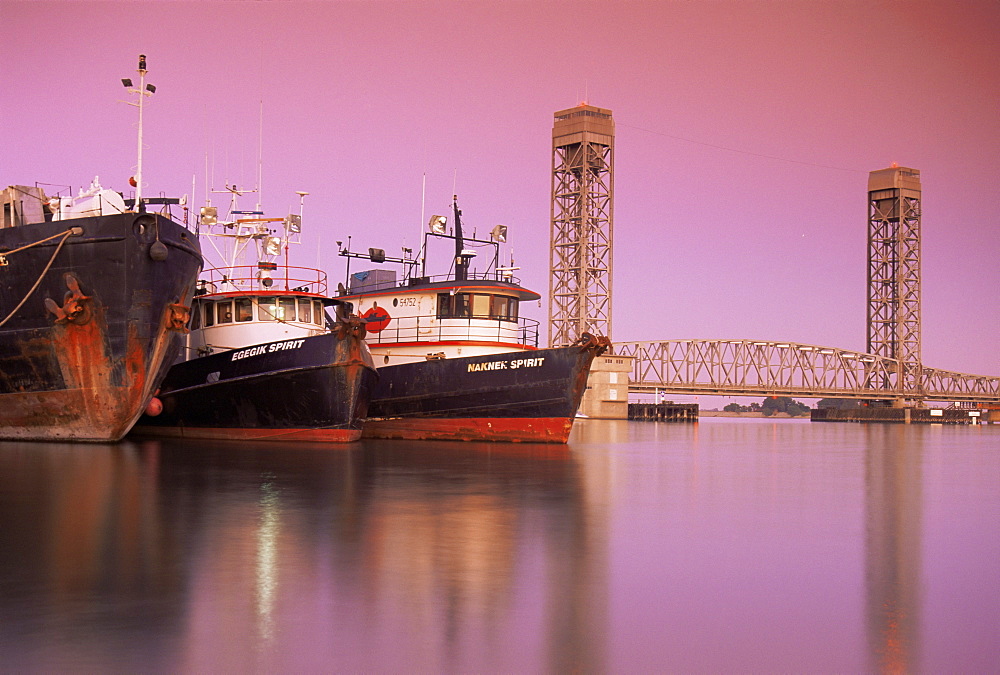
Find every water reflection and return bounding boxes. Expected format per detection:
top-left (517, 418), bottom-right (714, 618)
top-left (0, 421), bottom-right (996, 671)
top-left (254, 477), bottom-right (280, 645)
top-left (0, 441), bottom-right (182, 670)
top-left (0, 438), bottom-right (605, 671)
top-left (865, 425), bottom-right (922, 674)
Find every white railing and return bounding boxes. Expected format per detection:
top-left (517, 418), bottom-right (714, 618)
top-left (366, 314), bottom-right (539, 348)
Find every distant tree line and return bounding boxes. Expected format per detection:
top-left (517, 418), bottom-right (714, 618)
top-left (723, 396), bottom-right (812, 416)
top-left (723, 397), bottom-right (863, 416)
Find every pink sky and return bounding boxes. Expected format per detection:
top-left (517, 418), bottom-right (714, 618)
top-left (3, 1), bottom-right (997, 380)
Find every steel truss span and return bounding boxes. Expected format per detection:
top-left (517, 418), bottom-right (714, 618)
top-left (616, 339), bottom-right (1000, 403)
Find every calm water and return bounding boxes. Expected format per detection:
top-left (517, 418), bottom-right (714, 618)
top-left (0, 418), bottom-right (997, 673)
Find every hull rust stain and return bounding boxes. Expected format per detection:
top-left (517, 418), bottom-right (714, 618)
top-left (2, 276), bottom-right (191, 442)
top-left (361, 416), bottom-right (575, 443)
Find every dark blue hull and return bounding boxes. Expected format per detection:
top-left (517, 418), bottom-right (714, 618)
top-left (133, 331), bottom-right (378, 442)
top-left (364, 340), bottom-right (606, 443)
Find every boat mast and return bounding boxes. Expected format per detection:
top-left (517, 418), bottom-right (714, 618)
top-left (122, 55), bottom-right (155, 210)
top-left (453, 196), bottom-right (467, 281)
top-left (290, 191), bottom-right (308, 289)
top-left (420, 173), bottom-right (427, 277)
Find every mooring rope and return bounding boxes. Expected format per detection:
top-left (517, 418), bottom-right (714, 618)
top-left (183, 343), bottom-right (239, 353)
top-left (0, 227), bottom-right (82, 329)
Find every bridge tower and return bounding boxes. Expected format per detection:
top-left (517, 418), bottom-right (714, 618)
top-left (549, 104), bottom-right (615, 347)
top-left (867, 165), bottom-right (922, 395)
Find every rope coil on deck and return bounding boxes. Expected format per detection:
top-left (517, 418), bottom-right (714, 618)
top-left (0, 227), bottom-right (83, 328)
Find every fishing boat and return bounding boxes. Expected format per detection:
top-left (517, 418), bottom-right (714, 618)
top-left (0, 57), bottom-right (203, 442)
top-left (132, 188), bottom-right (377, 442)
top-left (336, 197), bottom-right (610, 443)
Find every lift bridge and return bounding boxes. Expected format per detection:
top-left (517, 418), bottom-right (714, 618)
top-left (611, 165), bottom-right (999, 405)
top-left (614, 339), bottom-right (1000, 404)
top-left (548, 106), bottom-right (998, 406)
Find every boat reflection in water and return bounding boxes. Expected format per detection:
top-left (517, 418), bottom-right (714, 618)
top-left (0, 437), bottom-right (606, 672)
top-left (0, 422), bottom-right (997, 671)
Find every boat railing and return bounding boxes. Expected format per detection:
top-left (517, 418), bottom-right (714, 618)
top-left (199, 265), bottom-right (329, 296)
top-left (136, 198), bottom-right (194, 229)
top-left (1, 185), bottom-right (197, 230)
top-left (344, 269), bottom-right (523, 294)
top-left (419, 270), bottom-right (523, 287)
top-left (366, 314), bottom-right (540, 349)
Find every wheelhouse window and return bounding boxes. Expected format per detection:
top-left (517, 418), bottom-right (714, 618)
top-left (191, 301), bottom-right (202, 330)
top-left (437, 294), bottom-right (451, 318)
top-left (236, 298), bottom-right (253, 322)
top-left (216, 301), bottom-right (233, 324)
top-left (437, 292), bottom-right (519, 322)
top-left (258, 297), bottom-right (303, 321)
top-left (259, 299), bottom-right (278, 321)
top-left (314, 301), bottom-right (324, 325)
top-left (471, 294), bottom-right (490, 318)
top-left (204, 300), bottom-right (215, 327)
top-left (298, 298), bottom-right (312, 324)
top-left (490, 295), bottom-right (518, 321)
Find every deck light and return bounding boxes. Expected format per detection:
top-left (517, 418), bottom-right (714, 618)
top-left (428, 215), bottom-right (447, 234)
top-left (258, 263), bottom-right (275, 287)
top-left (200, 206), bottom-right (217, 227)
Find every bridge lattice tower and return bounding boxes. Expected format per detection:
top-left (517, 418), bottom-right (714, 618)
top-left (867, 166), bottom-right (922, 396)
top-left (548, 104), bottom-right (615, 347)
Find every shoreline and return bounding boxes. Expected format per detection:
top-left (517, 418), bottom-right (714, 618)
top-left (699, 411), bottom-right (808, 419)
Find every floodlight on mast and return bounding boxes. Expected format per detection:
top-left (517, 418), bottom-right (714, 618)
top-left (428, 215), bottom-right (447, 234)
top-left (490, 224), bottom-right (507, 242)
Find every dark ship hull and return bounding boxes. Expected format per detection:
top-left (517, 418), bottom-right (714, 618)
top-left (363, 336), bottom-right (608, 443)
top-left (133, 329), bottom-right (378, 442)
top-left (0, 212), bottom-right (202, 441)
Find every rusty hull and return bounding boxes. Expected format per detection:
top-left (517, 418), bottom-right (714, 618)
top-left (2, 291), bottom-right (190, 441)
top-left (0, 212), bottom-right (201, 442)
top-left (361, 416), bottom-right (576, 443)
